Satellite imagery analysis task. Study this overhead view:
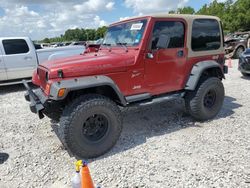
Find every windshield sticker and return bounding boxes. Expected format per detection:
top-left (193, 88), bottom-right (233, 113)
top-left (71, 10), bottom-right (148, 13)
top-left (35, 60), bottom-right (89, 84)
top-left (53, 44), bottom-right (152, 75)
top-left (131, 23), bottom-right (143, 30)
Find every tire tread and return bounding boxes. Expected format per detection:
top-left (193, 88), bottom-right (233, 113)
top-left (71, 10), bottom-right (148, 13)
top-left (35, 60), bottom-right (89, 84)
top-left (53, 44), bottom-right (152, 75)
top-left (59, 94), bottom-right (122, 158)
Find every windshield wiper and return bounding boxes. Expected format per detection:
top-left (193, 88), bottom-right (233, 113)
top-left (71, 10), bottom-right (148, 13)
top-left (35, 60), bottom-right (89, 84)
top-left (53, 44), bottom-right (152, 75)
top-left (117, 42), bottom-right (128, 52)
top-left (102, 43), bottom-right (112, 52)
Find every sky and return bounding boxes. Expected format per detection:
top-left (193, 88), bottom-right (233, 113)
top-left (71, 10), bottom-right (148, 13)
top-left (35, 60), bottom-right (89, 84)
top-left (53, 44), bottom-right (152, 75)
top-left (0, 0), bottom-right (228, 40)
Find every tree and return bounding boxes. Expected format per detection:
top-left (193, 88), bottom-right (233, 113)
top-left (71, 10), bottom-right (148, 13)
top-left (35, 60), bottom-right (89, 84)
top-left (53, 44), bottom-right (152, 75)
top-left (64, 29), bottom-right (76, 41)
top-left (41, 1), bottom-right (250, 43)
top-left (95, 26), bottom-right (107, 39)
top-left (168, 10), bottom-right (176, 14)
top-left (169, 6), bottom-right (195, 14)
top-left (196, 0), bottom-right (250, 32)
top-left (177, 6), bottom-right (195, 14)
top-left (42, 38), bottom-right (50, 43)
top-left (228, 0), bottom-right (250, 32)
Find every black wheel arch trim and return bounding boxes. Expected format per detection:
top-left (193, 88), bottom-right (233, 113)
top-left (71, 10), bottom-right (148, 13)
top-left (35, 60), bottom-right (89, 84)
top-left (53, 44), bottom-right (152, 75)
top-left (49, 75), bottom-right (127, 106)
top-left (185, 60), bottom-right (225, 91)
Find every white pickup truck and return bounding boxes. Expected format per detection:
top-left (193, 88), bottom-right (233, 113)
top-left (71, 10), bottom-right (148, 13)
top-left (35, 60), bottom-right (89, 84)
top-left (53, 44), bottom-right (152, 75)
top-left (0, 37), bottom-right (85, 86)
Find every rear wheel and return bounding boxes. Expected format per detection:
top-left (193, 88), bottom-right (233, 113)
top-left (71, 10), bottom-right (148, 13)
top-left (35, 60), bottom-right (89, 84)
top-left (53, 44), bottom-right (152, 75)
top-left (234, 46), bottom-right (244, 59)
top-left (184, 77), bottom-right (225, 121)
top-left (59, 94), bottom-right (122, 158)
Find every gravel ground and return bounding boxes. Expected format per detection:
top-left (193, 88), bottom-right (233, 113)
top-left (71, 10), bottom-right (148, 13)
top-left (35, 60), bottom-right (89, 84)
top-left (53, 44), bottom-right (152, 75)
top-left (0, 60), bottom-right (249, 188)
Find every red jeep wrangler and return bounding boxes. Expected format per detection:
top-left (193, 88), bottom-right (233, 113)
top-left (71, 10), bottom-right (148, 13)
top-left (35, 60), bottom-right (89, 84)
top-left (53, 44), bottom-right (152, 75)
top-left (24, 14), bottom-right (227, 158)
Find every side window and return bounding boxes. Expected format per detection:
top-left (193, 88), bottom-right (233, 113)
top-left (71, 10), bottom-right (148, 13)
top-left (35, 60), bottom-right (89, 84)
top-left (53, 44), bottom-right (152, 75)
top-left (192, 19), bottom-right (221, 51)
top-left (2, 39), bottom-right (29, 55)
top-left (151, 21), bottom-right (185, 50)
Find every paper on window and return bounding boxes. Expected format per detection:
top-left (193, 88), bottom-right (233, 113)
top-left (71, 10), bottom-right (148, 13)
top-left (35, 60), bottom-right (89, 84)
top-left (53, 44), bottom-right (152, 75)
top-left (130, 23), bottom-right (143, 30)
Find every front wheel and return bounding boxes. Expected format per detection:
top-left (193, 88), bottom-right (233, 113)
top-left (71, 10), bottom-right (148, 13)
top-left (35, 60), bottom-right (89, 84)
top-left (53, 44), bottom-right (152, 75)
top-left (234, 46), bottom-right (244, 59)
top-left (59, 94), bottom-right (122, 158)
top-left (184, 77), bottom-right (225, 121)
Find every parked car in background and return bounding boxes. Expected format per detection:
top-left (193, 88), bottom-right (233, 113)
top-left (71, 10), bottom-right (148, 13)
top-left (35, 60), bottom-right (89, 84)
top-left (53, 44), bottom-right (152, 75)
top-left (239, 48), bottom-right (250, 77)
top-left (40, 43), bottom-right (50, 48)
top-left (70, 41), bottom-right (86, 46)
top-left (94, 38), bottom-right (103, 45)
top-left (225, 31), bottom-right (250, 59)
top-left (34, 43), bottom-right (42, 50)
top-left (85, 38), bottom-right (103, 53)
top-left (50, 42), bottom-right (65, 48)
top-left (0, 37), bottom-right (85, 85)
top-left (63, 42), bottom-right (72, 46)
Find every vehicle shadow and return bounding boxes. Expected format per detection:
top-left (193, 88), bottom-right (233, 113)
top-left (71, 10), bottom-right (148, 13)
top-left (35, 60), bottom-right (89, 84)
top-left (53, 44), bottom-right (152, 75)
top-left (240, 76), bottom-right (250, 80)
top-left (0, 84), bottom-right (25, 95)
top-left (0, 83), bottom-right (37, 95)
top-left (50, 96), bottom-right (241, 161)
top-left (0, 153), bottom-right (9, 164)
top-left (216, 96), bottom-right (242, 119)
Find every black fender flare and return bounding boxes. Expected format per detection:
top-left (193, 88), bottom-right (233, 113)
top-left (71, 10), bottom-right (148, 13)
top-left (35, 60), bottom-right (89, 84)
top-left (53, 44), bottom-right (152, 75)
top-left (49, 75), bottom-right (127, 105)
top-left (185, 60), bottom-right (224, 90)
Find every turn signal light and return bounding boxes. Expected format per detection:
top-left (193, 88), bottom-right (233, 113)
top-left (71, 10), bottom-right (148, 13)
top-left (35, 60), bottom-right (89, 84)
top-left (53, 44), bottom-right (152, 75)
top-left (44, 83), bottom-right (51, 95)
top-left (58, 88), bottom-right (66, 98)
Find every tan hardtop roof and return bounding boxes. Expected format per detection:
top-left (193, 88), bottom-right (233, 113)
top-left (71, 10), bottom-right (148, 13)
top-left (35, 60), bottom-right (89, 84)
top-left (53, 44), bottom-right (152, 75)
top-left (151, 13), bottom-right (219, 20)
top-left (111, 13), bottom-right (220, 25)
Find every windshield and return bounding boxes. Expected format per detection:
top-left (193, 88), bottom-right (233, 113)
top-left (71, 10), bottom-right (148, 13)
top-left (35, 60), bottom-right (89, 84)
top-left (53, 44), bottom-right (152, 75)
top-left (232, 33), bottom-right (249, 39)
top-left (103, 19), bottom-right (147, 47)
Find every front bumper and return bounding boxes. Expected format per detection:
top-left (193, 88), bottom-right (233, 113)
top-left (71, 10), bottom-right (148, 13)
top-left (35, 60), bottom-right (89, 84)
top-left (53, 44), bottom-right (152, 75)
top-left (23, 80), bottom-right (48, 119)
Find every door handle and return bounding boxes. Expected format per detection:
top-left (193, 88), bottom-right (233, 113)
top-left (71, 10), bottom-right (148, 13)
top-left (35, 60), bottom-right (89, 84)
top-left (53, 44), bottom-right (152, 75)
top-left (24, 56), bottom-right (32, 60)
top-left (177, 50), bottom-right (184, 57)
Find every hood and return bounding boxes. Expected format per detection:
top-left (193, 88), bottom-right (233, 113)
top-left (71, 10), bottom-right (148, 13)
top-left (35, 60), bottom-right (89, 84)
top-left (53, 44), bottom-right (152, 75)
top-left (225, 38), bottom-right (246, 43)
top-left (40, 50), bottom-right (137, 79)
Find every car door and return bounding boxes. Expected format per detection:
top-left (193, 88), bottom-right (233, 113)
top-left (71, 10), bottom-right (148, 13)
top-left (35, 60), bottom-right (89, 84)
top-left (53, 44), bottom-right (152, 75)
top-left (1, 39), bottom-right (36, 80)
top-left (0, 47), bottom-right (7, 81)
top-left (144, 19), bottom-right (187, 94)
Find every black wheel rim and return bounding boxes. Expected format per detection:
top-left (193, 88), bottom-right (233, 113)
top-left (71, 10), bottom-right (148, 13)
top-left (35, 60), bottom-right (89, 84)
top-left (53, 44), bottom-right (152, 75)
top-left (204, 89), bottom-right (217, 109)
top-left (82, 114), bottom-right (109, 142)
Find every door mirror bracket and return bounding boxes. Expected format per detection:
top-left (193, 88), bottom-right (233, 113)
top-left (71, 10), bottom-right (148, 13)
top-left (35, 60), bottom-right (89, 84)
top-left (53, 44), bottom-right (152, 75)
top-left (156, 34), bottom-right (170, 49)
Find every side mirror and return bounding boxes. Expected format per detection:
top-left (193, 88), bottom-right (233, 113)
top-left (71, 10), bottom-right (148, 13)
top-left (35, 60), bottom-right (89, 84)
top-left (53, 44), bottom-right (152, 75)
top-left (156, 34), bottom-right (170, 49)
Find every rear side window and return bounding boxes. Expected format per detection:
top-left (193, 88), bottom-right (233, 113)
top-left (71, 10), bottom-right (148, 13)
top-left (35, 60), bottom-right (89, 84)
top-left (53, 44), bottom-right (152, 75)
top-left (192, 19), bottom-right (221, 51)
top-left (151, 21), bottom-right (185, 49)
top-left (2, 39), bottom-right (29, 55)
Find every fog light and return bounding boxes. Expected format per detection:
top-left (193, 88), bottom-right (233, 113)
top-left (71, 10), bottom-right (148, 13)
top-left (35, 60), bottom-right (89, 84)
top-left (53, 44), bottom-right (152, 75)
top-left (58, 88), bottom-right (66, 98)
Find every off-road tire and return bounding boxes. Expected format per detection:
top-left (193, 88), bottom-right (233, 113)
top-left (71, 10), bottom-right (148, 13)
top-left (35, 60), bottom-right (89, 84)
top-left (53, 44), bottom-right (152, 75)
top-left (184, 77), bottom-right (225, 121)
top-left (59, 94), bottom-right (122, 158)
top-left (234, 46), bottom-right (244, 59)
top-left (241, 72), bottom-right (250, 77)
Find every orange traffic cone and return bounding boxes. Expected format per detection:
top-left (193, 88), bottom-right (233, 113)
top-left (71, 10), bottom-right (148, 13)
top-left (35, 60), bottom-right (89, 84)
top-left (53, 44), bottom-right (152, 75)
top-left (81, 161), bottom-right (94, 188)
